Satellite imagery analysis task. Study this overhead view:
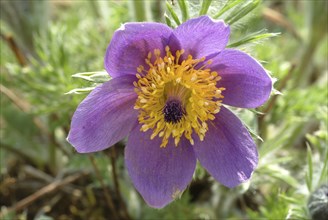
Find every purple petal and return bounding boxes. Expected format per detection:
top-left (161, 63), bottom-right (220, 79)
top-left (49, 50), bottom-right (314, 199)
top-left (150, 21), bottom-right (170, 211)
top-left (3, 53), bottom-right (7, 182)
top-left (209, 49), bottom-right (272, 108)
top-left (104, 22), bottom-right (179, 78)
top-left (193, 107), bottom-right (258, 188)
top-left (125, 125), bottom-right (196, 208)
top-left (67, 75), bottom-right (138, 153)
top-left (174, 16), bottom-right (230, 59)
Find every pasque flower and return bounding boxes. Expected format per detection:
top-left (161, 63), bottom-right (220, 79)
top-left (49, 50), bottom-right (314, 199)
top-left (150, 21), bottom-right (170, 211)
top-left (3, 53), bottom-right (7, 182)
top-left (68, 16), bottom-right (272, 208)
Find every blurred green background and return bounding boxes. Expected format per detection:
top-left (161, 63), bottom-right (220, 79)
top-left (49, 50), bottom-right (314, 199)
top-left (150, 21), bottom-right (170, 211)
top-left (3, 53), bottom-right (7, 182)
top-left (0, 0), bottom-right (327, 219)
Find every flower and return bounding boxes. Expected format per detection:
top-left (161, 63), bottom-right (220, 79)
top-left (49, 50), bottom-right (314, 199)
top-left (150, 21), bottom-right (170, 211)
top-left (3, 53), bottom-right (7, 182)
top-left (67, 16), bottom-right (272, 208)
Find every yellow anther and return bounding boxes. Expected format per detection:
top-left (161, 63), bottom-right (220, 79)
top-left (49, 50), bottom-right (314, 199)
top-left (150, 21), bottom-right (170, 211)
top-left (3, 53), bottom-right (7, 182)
top-left (134, 46), bottom-right (225, 147)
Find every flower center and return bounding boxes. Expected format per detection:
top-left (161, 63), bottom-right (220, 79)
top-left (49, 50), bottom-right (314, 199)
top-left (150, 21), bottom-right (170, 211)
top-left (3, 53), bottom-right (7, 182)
top-left (163, 99), bottom-right (185, 123)
top-left (134, 46), bottom-right (225, 147)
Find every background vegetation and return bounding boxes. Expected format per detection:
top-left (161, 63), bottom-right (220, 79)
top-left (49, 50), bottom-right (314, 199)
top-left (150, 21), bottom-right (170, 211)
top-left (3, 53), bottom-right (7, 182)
top-left (0, 0), bottom-right (327, 219)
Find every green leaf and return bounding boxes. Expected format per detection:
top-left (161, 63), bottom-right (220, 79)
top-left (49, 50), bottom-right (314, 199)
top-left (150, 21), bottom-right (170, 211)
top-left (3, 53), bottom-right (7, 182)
top-left (65, 87), bottom-right (96, 95)
top-left (246, 123), bottom-right (263, 142)
top-left (319, 146), bottom-right (328, 185)
top-left (279, 195), bottom-right (302, 205)
top-left (259, 121), bottom-right (304, 157)
top-left (166, 1), bottom-right (181, 26)
top-left (263, 156), bottom-right (294, 166)
top-left (213, 0), bottom-right (243, 19)
top-left (259, 165), bottom-right (298, 187)
top-left (177, 0), bottom-right (189, 22)
top-left (259, 128), bottom-right (290, 157)
top-left (247, 108), bottom-right (265, 115)
top-left (306, 143), bottom-right (313, 192)
top-left (199, 0), bottom-right (212, 16)
top-left (228, 31), bottom-right (280, 48)
top-left (72, 71), bottom-right (110, 83)
top-left (225, 0), bottom-right (260, 25)
top-left (164, 13), bottom-right (173, 27)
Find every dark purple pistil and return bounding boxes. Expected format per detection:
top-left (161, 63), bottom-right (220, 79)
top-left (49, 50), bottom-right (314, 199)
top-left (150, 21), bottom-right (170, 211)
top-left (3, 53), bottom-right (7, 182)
top-left (163, 99), bottom-right (185, 123)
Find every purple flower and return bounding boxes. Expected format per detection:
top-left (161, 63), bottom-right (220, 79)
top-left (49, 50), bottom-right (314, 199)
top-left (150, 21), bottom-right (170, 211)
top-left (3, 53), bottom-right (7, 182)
top-left (67, 16), bottom-right (272, 208)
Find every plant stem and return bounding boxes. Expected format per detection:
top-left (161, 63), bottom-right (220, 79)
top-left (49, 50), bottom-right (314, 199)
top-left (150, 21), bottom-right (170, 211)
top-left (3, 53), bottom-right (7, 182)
top-left (257, 64), bottom-right (296, 139)
top-left (132, 0), bottom-right (147, 21)
top-left (88, 155), bottom-right (118, 219)
top-left (106, 146), bottom-right (131, 220)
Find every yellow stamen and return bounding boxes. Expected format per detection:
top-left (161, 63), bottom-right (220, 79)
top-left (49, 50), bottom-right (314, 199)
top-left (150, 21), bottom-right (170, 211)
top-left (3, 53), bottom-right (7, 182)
top-left (134, 46), bottom-right (225, 147)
